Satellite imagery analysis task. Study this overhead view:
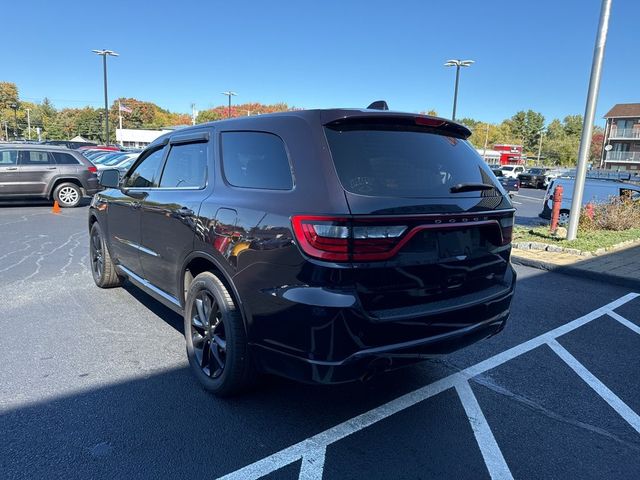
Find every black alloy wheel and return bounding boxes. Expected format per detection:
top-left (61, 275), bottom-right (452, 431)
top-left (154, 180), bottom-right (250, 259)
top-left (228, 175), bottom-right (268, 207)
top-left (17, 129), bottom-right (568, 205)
top-left (89, 222), bottom-right (122, 288)
top-left (190, 291), bottom-right (227, 378)
top-left (184, 272), bottom-right (255, 396)
top-left (90, 230), bottom-right (104, 279)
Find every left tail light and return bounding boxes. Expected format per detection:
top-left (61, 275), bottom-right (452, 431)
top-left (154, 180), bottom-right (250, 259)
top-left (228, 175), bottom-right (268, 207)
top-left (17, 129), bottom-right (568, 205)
top-left (291, 216), bottom-right (407, 262)
top-left (88, 165), bottom-right (98, 174)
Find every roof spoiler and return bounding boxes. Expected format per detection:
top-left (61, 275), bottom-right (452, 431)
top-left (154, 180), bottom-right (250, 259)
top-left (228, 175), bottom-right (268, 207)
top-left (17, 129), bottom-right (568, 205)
top-left (366, 100), bottom-right (389, 111)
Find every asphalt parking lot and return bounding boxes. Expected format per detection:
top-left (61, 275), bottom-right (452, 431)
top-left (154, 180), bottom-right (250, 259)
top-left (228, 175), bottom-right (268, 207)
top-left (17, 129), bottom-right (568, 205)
top-left (511, 187), bottom-right (546, 226)
top-left (1, 202), bottom-right (639, 480)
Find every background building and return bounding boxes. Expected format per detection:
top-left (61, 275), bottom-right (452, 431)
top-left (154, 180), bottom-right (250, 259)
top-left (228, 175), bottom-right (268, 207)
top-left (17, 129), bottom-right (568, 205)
top-left (602, 103), bottom-right (640, 170)
top-left (115, 128), bottom-right (173, 148)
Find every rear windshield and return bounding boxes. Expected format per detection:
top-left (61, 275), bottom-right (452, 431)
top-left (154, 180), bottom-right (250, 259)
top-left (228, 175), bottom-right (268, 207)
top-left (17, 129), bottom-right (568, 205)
top-left (324, 126), bottom-right (500, 197)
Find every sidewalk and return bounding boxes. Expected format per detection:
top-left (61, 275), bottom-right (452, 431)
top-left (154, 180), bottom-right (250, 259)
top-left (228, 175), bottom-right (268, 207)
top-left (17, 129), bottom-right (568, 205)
top-left (512, 243), bottom-right (640, 289)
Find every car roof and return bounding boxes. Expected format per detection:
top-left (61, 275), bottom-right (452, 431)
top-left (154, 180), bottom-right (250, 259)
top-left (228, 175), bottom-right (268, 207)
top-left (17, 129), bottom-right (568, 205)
top-left (146, 108), bottom-right (472, 149)
top-left (0, 143), bottom-right (73, 151)
top-left (554, 177), bottom-right (640, 189)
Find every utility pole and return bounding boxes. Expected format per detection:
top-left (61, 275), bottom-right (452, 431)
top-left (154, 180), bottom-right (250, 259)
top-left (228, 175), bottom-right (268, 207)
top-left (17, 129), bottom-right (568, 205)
top-left (482, 124), bottom-right (490, 160)
top-left (92, 49), bottom-right (119, 145)
top-left (536, 132), bottom-right (544, 164)
top-left (2, 121), bottom-right (7, 141)
top-left (25, 108), bottom-right (32, 140)
top-left (191, 103), bottom-right (197, 125)
top-left (567, 0), bottom-right (612, 241)
top-left (221, 91), bottom-right (237, 118)
top-left (118, 100), bottom-right (123, 130)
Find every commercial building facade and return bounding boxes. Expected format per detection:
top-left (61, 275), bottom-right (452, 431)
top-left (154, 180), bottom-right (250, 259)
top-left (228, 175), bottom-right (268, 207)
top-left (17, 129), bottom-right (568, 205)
top-left (115, 128), bottom-right (173, 148)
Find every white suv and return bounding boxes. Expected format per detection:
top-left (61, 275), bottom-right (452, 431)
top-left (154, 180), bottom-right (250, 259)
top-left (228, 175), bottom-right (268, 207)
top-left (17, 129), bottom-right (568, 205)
top-left (500, 165), bottom-right (525, 179)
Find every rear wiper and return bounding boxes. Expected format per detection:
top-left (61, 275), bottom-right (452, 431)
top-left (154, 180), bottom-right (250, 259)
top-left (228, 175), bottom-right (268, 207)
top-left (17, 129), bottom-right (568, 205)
top-left (450, 183), bottom-right (497, 193)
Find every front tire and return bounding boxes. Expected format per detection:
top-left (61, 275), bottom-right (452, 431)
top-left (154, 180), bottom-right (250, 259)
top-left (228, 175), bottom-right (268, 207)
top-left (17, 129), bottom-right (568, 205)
top-left (90, 222), bottom-right (123, 288)
top-left (54, 182), bottom-right (82, 208)
top-left (184, 272), bottom-right (255, 396)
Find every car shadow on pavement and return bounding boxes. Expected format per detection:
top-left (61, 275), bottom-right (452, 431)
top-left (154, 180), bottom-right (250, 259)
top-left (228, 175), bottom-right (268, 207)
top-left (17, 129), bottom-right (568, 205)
top-left (122, 281), bottom-right (184, 334)
top-left (0, 361), bottom-right (445, 479)
top-left (0, 197), bottom-right (92, 208)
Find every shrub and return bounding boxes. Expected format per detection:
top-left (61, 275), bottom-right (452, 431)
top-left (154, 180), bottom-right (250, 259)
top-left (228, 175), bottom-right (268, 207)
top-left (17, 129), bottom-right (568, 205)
top-left (580, 197), bottom-right (640, 231)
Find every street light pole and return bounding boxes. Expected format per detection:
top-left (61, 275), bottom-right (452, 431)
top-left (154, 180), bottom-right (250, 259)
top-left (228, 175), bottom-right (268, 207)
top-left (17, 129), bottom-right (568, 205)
top-left (9, 103), bottom-right (19, 139)
top-left (221, 91), bottom-right (237, 118)
top-left (444, 59), bottom-right (474, 121)
top-left (567, 0), bottom-right (612, 241)
top-left (92, 49), bottom-right (119, 144)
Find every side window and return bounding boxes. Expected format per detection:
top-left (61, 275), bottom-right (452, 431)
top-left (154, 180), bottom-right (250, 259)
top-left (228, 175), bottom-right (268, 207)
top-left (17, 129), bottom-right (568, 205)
top-left (159, 142), bottom-right (207, 188)
top-left (124, 147), bottom-right (166, 188)
top-left (20, 151), bottom-right (52, 165)
top-left (0, 150), bottom-right (18, 165)
top-left (221, 131), bottom-right (293, 190)
top-left (53, 152), bottom-right (80, 165)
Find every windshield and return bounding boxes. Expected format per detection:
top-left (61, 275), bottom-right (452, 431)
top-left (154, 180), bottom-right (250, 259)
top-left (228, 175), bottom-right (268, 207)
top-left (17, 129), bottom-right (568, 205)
top-left (502, 166), bottom-right (514, 171)
top-left (528, 168), bottom-right (545, 174)
top-left (492, 169), bottom-right (504, 177)
top-left (324, 125), bottom-right (500, 198)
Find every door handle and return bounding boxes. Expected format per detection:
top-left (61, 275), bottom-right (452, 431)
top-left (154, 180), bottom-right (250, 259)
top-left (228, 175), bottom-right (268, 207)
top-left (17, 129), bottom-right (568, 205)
top-left (47, 167), bottom-right (57, 170)
top-left (5, 167), bottom-right (18, 171)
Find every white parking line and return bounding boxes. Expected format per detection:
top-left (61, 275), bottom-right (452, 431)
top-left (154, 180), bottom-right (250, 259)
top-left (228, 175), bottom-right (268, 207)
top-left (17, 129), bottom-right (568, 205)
top-left (299, 447), bottom-right (327, 480)
top-left (217, 292), bottom-right (639, 480)
top-left (456, 381), bottom-right (514, 480)
top-left (512, 201), bottom-right (523, 205)
top-left (516, 194), bottom-right (544, 202)
top-left (607, 310), bottom-right (640, 335)
top-left (548, 339), bottom-right (640, 434)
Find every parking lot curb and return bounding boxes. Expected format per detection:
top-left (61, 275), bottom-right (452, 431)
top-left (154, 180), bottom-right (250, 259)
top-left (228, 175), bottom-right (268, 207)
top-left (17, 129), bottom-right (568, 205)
top-left (511, 255), bottom-right (640, 290)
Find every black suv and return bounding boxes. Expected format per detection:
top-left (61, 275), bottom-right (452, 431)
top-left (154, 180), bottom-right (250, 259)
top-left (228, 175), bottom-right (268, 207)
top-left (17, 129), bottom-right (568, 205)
top-left (89, 108), bottom-right (516, 395)
top-left (0, 144), bottom-right (100, 207)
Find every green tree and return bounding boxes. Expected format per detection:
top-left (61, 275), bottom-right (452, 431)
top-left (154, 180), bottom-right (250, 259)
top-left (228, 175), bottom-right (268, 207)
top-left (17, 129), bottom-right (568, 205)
top-left (508, 110), bottom-right (545, 154)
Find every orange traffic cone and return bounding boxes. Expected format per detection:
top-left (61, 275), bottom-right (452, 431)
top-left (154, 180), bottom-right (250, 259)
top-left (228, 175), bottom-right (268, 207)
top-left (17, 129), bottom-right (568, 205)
top-left (52, 200), bottom-right (62, 214)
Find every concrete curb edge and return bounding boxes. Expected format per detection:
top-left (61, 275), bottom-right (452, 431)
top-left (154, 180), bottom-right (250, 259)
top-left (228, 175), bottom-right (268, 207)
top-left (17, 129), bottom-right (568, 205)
top-left (512, 255), bottom-right (640, 290)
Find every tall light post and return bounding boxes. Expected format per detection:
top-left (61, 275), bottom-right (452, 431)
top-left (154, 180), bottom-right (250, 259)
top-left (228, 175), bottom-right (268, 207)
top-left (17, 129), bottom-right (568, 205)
top-left (9, 103), bottom-right (19, 139)
top-left (567, 0), bottom-right (612, 241)
top-left (92, 49), bottom-right (119, 144)
top-left (444, 59), bottom-right (474, 121)
top-left (221, 91), bottom-right (237, 118)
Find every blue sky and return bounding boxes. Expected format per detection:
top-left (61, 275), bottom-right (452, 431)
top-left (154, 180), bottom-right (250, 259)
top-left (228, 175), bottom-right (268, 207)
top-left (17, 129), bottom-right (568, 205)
top-left (2, 0), bottom-right (637, 125)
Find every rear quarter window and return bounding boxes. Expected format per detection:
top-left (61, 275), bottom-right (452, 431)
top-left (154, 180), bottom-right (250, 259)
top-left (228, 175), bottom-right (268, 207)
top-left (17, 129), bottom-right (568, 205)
top-left (324, 126), bottom-right (499, 197)
top-left (53, 152), bottom-right (80, 165)
top-left (221, 131), bottom-right (293, 190)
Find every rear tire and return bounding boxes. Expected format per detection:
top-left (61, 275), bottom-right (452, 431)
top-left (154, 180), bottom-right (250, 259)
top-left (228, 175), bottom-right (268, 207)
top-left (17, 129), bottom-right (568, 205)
top-left (54, 182), bottom-right (82, 208)
top-left (184, 272), bottom-right (256, 396)
top-left (90, 222), bottom-right (123, 288)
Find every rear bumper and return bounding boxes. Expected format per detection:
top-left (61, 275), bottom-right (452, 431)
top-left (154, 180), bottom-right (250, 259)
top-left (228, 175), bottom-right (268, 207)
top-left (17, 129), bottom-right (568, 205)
top-left (250, 266), bottom-right (516, 384)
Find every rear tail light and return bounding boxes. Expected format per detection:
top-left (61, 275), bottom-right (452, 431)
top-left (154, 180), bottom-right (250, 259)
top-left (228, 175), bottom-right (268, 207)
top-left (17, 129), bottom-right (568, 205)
top-left (499, 215), bottom-right (514, 245)
top-left (292, 214), bottom-right (515, 262)
top-left (292, 216), bottom-right (407, 262)
top-left (88, 165), bottom-right (98, 174)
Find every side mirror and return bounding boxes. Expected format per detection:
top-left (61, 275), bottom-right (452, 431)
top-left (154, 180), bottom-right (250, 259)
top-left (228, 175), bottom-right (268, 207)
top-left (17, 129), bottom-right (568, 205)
top-left (100, 169), bottom-right (120, 188)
